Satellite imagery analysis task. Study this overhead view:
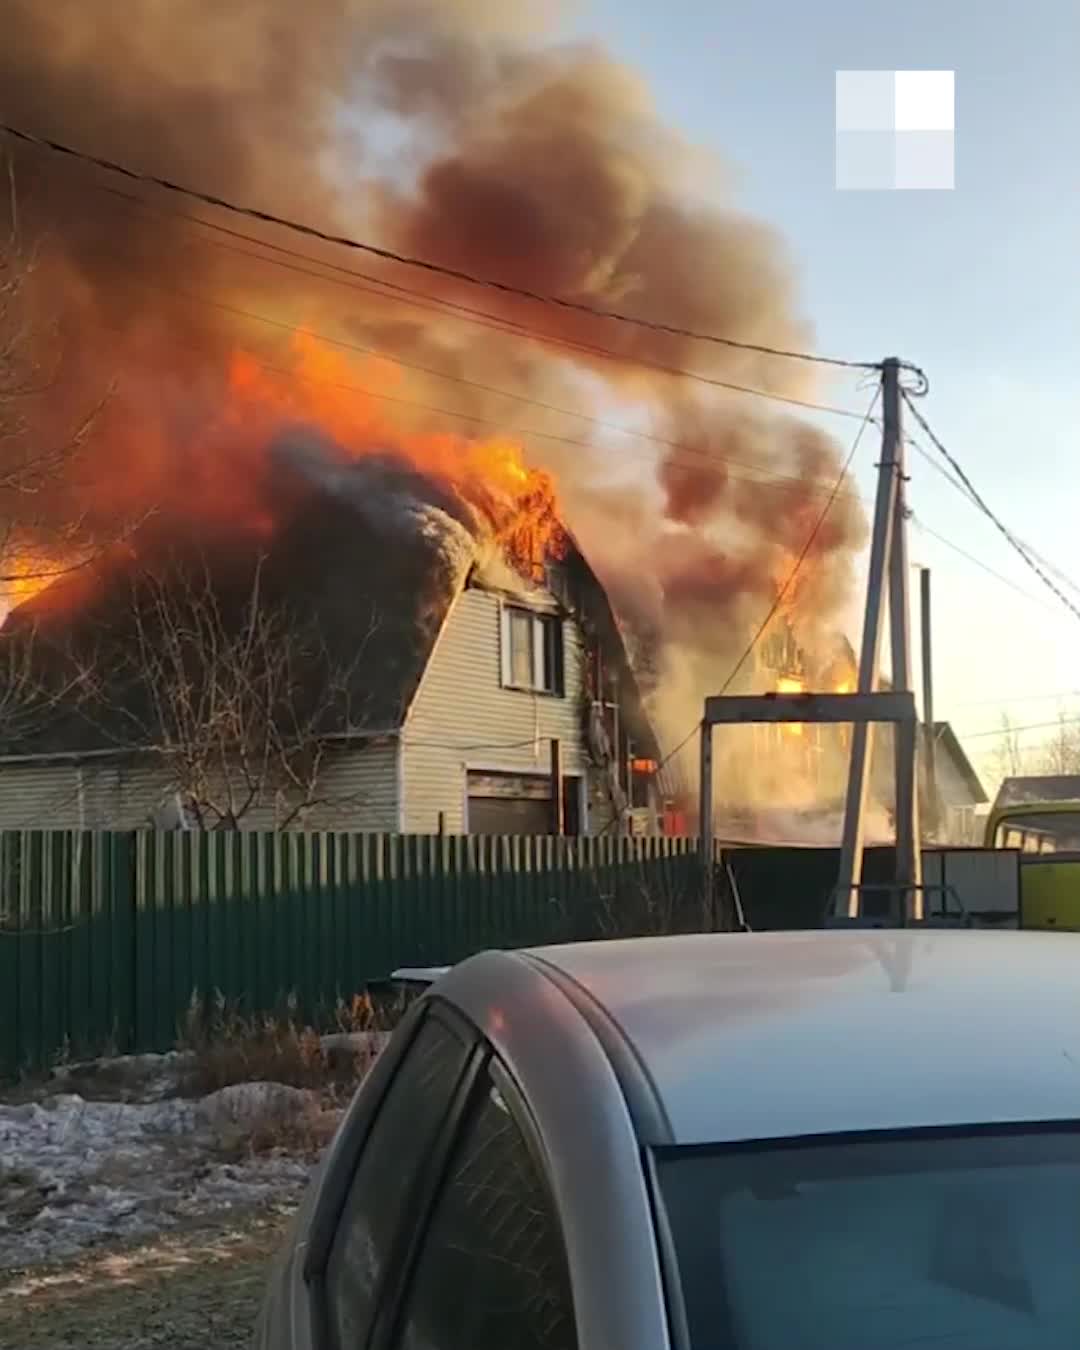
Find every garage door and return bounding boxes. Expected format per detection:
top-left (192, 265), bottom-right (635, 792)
top-left (466, 772), bottom-right (581, 835)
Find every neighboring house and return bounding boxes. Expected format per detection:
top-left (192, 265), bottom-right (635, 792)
top-left (866, 720), bottom-right (987, 844)
top-left (748, 620), bottom-right (857, 801)
top-left (0, 492), bottom-right (673, 836)
top-left (921, 722), bottom-right (988, 844)
top-left (741, 616), bottom-right (987, 844)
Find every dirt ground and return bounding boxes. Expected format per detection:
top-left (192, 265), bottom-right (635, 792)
top-left (0, 1207), bottom-right (293, 1350)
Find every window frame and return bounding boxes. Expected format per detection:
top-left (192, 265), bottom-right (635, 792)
top-left (306, 998), bottom-right (485, 1350)
top-left (371, 1049), bottom-right (580, 1350)
top-left (643, 1147), bottom-right (694, 1350)
top-left (500, 601), bottom-right (566, 697)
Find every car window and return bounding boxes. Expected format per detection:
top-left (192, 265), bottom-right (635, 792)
top-left (392, 1072), bottom-right (578, 1350)
top-left (657, 1128), bottom-right (1080, 1350)
top-left (325, 1012), bottom-right (471, 1350)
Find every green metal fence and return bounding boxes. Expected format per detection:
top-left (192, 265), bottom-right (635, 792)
top-left (0, 830), bottom-right (711, 1077)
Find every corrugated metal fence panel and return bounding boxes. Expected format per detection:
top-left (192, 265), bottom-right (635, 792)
top-left (936, 848), bottom-right (1021, 918)
top-left (0, 831), bottom-right (135, 1077)
top-left (1, 830), bottom-right (711, 1076)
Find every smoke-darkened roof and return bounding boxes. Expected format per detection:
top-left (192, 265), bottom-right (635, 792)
top-left (1, 454), bottom-right (661, 766)
top-left (0, 459), bottom-right (477, 756)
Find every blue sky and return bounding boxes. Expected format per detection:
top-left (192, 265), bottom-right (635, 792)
top-left (569, 0), bottom-right (1080, 784)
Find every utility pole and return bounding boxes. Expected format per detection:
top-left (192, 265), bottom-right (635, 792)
top-left (920, 567), bottom-right (939, 841)
top-left (889, 423), bottom-right (921, 919)
top-left (834, 358), bottom-right (920, 920)
top-left (834, 360), bottom-right (901, 917)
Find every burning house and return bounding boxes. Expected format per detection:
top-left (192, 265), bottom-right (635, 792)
top-left (1, 0), bottom-right (880, 840)
top-left (0, 424), bottom-right (676, 834)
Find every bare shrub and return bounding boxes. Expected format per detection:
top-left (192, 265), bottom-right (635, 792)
top-left (177, 988), bottom-right (400, 1104)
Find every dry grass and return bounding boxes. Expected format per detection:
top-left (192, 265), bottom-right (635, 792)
top-left (176, 990), bottom-right (402, 1161)
top-left (177, 988), bottom-right (404, 1104)
top-left (0, 1210), bottom-right (291, 1349)
top-left (210, 1104), bottom-right (342, 1163)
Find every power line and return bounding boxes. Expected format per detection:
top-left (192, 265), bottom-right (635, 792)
top-left (715, 385), bottom-right (881, 696)
top-left (403, 736), bottom-right (542, 753)
top-left (641, 384), bottom-right (882, 794)
top-left (905, 433), bottom-right (980, 503)
top-left (909, 515), bottom-right (1059, 614)
top-left (949, 689), bottom-right (1080, 709)
top-left (82, 190), bottom-right (880, 429)
top-left (4, 121), bottom-right (879, 374)
top-left (1008, 533), bottom-right (1080, 601)
top-left (85, 295), bottom-right (875, 508)
top-left (647, 723), bottom-right (700, 783)
top-left (902, 392), bottom-right (1080, 626)
top-left (962, 716), bottom-right (1080, 741)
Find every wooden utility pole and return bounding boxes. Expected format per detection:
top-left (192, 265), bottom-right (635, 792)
top-left (920, 567), bottom-right (939, 840)
top-left (834, 358), bottom-right (921, 921)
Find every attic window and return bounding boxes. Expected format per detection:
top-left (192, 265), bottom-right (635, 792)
top-left (501, 604), bottom-right (565, 696)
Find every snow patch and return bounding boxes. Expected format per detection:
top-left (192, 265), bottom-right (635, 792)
top-left (0, 1033), bottom-right (391, 1270)
top-left (0, 1087), bottom-right (328, 1270)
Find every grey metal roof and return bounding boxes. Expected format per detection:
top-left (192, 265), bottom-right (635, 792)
top-left (993, 775), bottom-right (1080, 811)
top-left (525, 930), bottom-right (1080, 1145)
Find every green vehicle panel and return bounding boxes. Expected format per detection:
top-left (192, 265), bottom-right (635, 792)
top-left (985, 801), bottom-right (1080, 930)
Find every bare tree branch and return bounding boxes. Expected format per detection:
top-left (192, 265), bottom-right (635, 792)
top-left (0, 617), bottom-right (97, 750)
top-left (991, 713), bottom-right (1027, 786)
top-left (76, 551), bottom-right (381, 829)
top-left (1037, 712), bottom-right (1080, 777)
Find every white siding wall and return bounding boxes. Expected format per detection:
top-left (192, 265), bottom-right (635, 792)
top-left (0, 742), bottom-right (400, 832)
top-left (0, 761), bottom-right (173, 831)
top-left (401, 588), bottom-right (594, 833)
top-left (274, 744), bottom-right (400, 832)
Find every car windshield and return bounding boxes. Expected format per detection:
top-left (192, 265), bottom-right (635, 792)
top-left (655, 1128), bottom-right (1080, 1350)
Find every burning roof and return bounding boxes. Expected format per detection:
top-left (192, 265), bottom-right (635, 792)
top-left (0, 436), bottom-right (574, 756)
top-left (1, 0), bottom-right (869, 780)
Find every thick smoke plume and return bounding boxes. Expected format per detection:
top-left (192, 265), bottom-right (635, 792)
top-left (1, 0), bottom-right (867, 801)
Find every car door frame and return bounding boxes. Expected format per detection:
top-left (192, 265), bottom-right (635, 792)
top-left (283, 949), bottom-right (675, 1350)
top-left (367, 1042), bottom-right (583, 1350)
top-left (437, 951), bottom-right (675, 1350)
top-left (301, 996), bottom-right (486, 1350)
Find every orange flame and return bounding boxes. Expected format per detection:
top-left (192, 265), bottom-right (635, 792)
top-left (5, 328), bottom-right (569, 618)
top-left (1, 551), bottom-right (71, 612)
top-left (776, 673), bottom-right (805, 738)
top-left (226, 331), bottom-right (565, 577)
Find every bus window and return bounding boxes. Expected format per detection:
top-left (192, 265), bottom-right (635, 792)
top-left (995, 810), bottom-right (1080, 854)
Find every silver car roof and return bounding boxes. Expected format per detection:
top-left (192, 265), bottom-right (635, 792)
top-left (519, 930), bottom-right (1080, 1145)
